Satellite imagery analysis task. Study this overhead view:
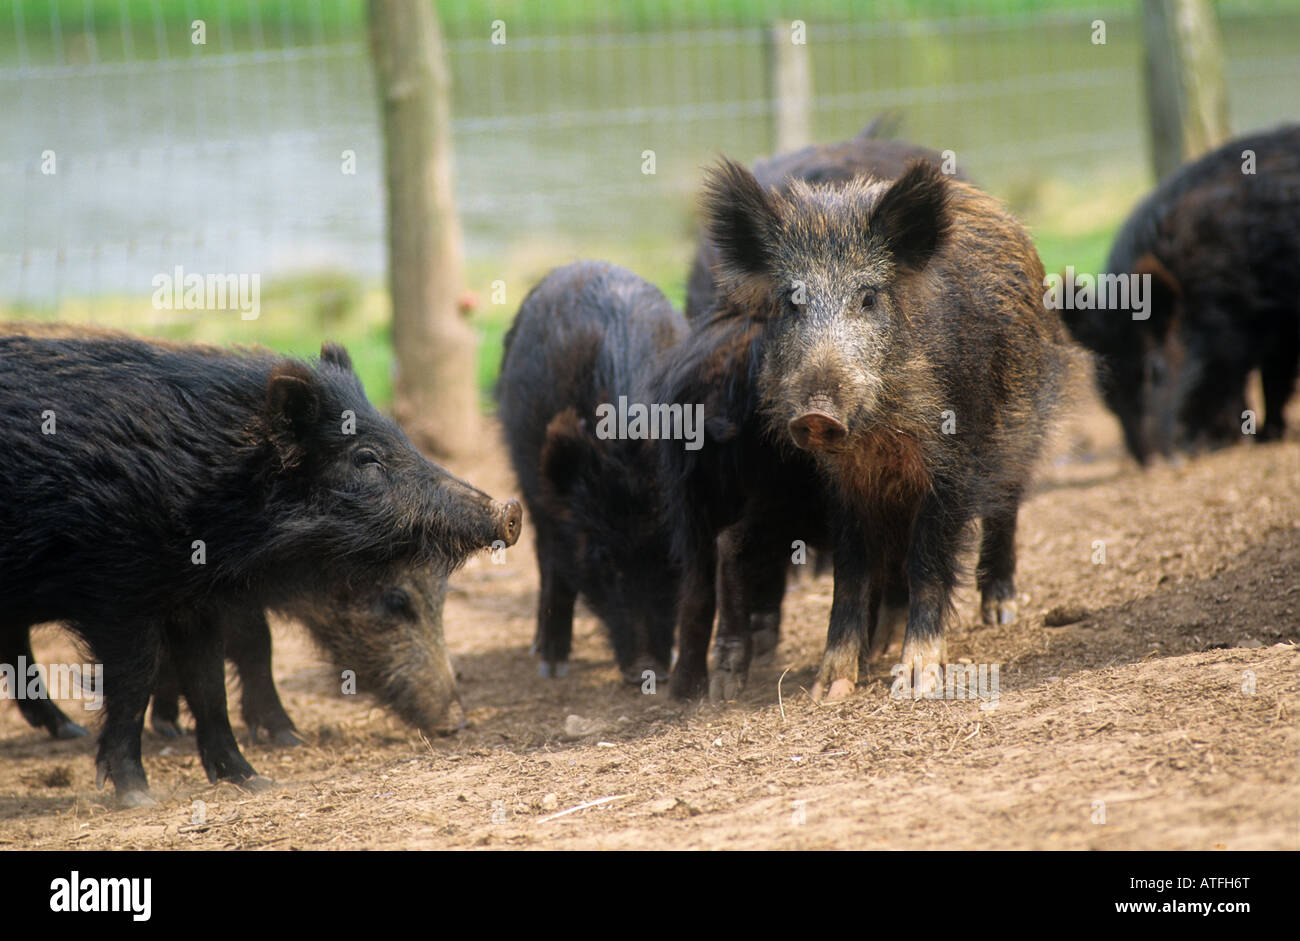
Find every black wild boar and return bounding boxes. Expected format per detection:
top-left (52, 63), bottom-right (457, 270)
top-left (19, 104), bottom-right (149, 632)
top-left (497, 262), bottom-right (686, 684)
top-left (10, 567), bottom-right (464, 748)
top-left (147, 567), bottom-right (465, 743)
top-left (148, 605), bottom-right (304, 745)
top-left (653, 313), bottom-right (832, 700)
top-left (5, 609), bottom-right (310, 746)
top-left (1062, 124), bottom-right (1300, 462)
top-left (685, 118), bottom-right (961, 320)
top-left (700, 158), bottom-right (1070, 700)
top-left (0, 330), bottom-right (520, 805)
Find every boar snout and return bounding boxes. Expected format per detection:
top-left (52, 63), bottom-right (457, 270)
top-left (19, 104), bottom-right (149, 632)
top-left (789, 410), bottom-right (848, 451)
top-left (497, 499), bottom-right (523, 547)
top-left (431, 695), bottom-right (469, 737)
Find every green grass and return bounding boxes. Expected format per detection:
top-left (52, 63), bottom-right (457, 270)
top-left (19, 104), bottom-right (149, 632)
top-left (7, 0), bottom-right (1287, 63)
top-left (3, 0), bottom-right (1228, 62)
top-left (13, 0), bottom-right (1286, 36)
top-left (11, 0), bottom-right (1133, 35)
top-left (0, 274), bottom-right (397, 407)
top-left (475, 304), bottom-right (510, 409)
top-left (1033, 228), bottom-right (1116, 284)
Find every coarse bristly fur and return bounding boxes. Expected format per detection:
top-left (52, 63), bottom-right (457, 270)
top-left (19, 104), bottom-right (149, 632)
top-left (0, 327), bottom-right (519, 803)
top-left (497, 261), bottom-right (686, 682)
top-left (684, 116), bottom-right (965, 321)
top-left (1061, 123), bottom-right (1300, 463)
top-left (698, 156), bottom-right (1074, 700)
top-left (650, 287), bottom-right (832, 701)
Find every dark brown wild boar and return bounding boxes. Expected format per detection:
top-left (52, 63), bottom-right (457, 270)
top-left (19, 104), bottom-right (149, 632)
top-left (700, 158), bottom-right (1072, 700)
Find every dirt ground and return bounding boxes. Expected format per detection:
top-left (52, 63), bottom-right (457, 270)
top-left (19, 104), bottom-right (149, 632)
top-left (1, 375), bottom-right (1296, 851)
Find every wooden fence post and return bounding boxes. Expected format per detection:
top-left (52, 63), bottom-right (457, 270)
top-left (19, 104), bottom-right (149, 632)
top-left (1141, 0), bottom-right (1231, 180)
top-left (368, 0), bottom-right (476, 458)
top-left (767, 19), bottom-right (812, 154)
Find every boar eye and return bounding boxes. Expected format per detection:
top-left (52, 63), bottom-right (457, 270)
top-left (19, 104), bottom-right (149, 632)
top-left (783, 288), bottom-right (803, 315)
top-left (380, 589), bottom-right (413, 618)
top-left (352, 447), bottom-right (383, 468)
top-left (861, 288), bottom-right (878, 312)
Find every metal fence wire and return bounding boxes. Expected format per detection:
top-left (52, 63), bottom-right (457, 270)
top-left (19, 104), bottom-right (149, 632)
top-left (2, 0), bottom-right (1297, 306)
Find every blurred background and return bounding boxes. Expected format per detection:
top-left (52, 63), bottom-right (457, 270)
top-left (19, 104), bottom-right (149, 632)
top-left (2, 0), bottom-right (1297, 416)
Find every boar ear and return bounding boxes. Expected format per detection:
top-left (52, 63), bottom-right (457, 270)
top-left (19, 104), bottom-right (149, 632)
top-left (1132, 253), bottom-right (1181, 336)
top-left (871, 160), bottom-right (951, 271)
top-left (320, 342), bottom-right (354, 373)
top-left (702, 158), bottom-right (778, 283)
top-left (266, 362), bottom-right (322, 466)
top-left (539, 408), bottom-right (593, 501)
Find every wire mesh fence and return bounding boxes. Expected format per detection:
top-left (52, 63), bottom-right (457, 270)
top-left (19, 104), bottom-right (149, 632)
top-left (2, 0), bottom-right (1297, 308)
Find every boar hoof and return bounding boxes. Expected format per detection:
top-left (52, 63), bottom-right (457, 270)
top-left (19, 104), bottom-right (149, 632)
top-left (538, 660), bottom-right (569, 679)
top-left (826, 678), bottom-right (856, 701)
top-left (249, 723), bottom-right (304, 748)
top-left (118, 789), bottom-right (158, 809)
top-left (151, 717), bottom-right (185, 738)
top-left (899, 636), bottom-right (947, 695)
top-left (812, 645), bottom-right (860, 702)
top-left (53, 719), bottom-right (89, 740)
top-left (708, 671), bottom-right (745, 703)
top-left (430, 698), bottom-right (470, 737)
top-left (811, 678), bottom-right (856, 702)
top-left (669, 668), bottom-right (706, 701)
top-left (980, 597), bottom-right (1017, 626)
top-left (239, 774), bottom-right (276, 794)
top-left (709, 639), bottom-right (751, 702)
top-left (269, 728), bottom-right (306, 748)
top-left (621, 661), bottom-right (667, 687)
